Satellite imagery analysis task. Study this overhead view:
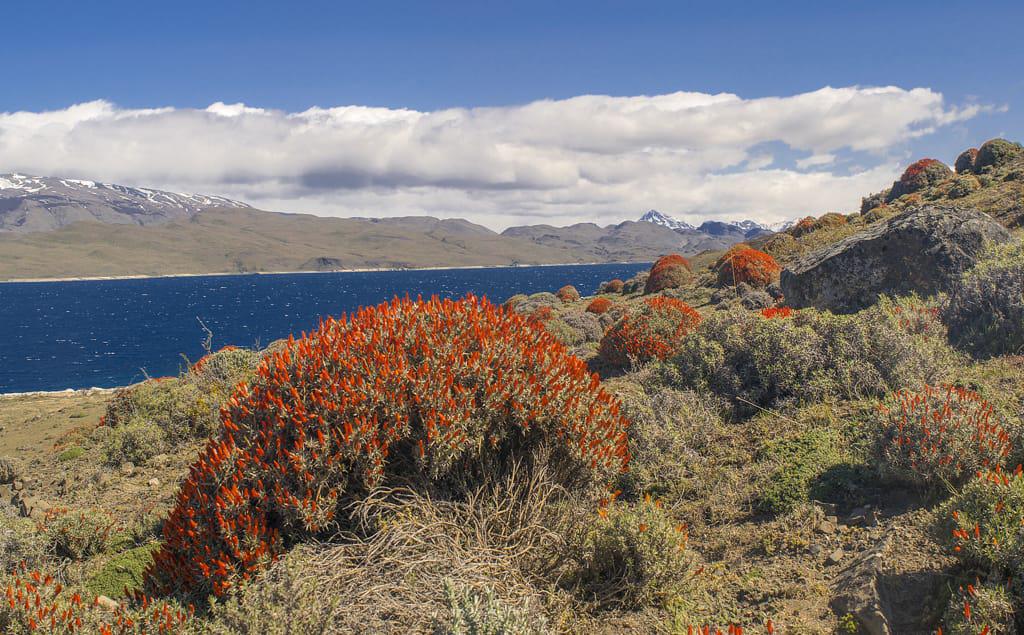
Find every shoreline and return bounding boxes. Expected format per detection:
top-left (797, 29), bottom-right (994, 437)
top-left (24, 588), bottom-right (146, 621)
top-left (0, 386), bottom-right (123, 399)
top-left (0, 260), bottom-right (647, 284)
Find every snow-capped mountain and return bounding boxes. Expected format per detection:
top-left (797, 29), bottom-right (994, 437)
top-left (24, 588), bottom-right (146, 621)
top-left (638, 209), bottom-right (695, 232)
top-left (0, 173), bottom-right (250, 232)
top-left (639, 210), bottom-right (777, 239)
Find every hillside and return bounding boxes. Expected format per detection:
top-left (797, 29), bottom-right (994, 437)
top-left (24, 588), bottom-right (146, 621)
top-left (0, 174), bottom-right (781, 280)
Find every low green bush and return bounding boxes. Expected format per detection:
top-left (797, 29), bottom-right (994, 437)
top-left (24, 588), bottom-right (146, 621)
top-left (0, 513), bottom-right (48, 573)
top-left (670, 297), bottom-right (958, 416)
top-left (570, 498), bottom-right (693, 608)
top-left (611, 378), bottom-right (725, 500)
top-left (944, 470), bottom-right (1024, 573)
top-left (940, 581), bottom-right (1015, 635)
top-left (85, 542), bottom-right (160, 598)
top-left (943, 239), bottom-right (1024, 358)
top-left (758, 428), bottom-right (843, 515)
top-left (102, 346), bottom-right (260, 442)
top-left (103, 419), bottom-right (167, 466)
top-left (43, 509), bottom-right (117, 560)
top-left (432, 581), bottom-right (547, 635)
top-left (57, 446), bottom-right (86, 462)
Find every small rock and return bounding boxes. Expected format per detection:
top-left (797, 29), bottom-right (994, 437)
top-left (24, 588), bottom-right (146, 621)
top-left (847, 506), bottom-right (879, 527)
top-left (816, 520), bottom-right (837, 535)
top-left (827, 548), bottom-right (845, 565)
top-left (11, 480), bottom-right (23, 492)
top-left (96, 595), bottom-right (120, 611)
top-left (148, 478), bottom-right (160, 488)
top-left (119, 462), bottom-right (135, 477)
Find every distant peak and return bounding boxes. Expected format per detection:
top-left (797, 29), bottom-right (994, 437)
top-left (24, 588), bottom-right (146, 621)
top-left (638, 209), bottom-right (695, 231)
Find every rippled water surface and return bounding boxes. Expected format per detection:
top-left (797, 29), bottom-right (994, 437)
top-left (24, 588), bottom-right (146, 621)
top-left (0, 263), bottom-right (649, 392)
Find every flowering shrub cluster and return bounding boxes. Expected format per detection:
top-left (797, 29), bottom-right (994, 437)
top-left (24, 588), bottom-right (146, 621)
top-left (644, 254), bottom-right (693, 294)
top-left (974, 138), bottom-right (1024, 171)
top-left (946, 467), bottom-right (1024, 572)
top-left (940, 580), bottom-right (1015, 635)
top-left (886, 158), bottom-right (952, 201)
top-left (1, 567), bottom-right (194, 634)
top-left (556, 285), bottom-right (581, 302)
top-left (597, 297), bottom-right (702, 369)
top-left (41, 509), bottom-right (118, 561)
top-left (788, 216), bottom-right (817, 238)
top-left (143, 295), bottom-right (630, 599)
top-left (759, 307), bottom-right (792, 319)
top-left (716, 248), bottom-right (781, 289)
top-left (586, 297), bottom-right (614, 315)
top-left (878, 385), bottom-right (1014, 488)
top-left (887, 298), bottom-right (943, 337)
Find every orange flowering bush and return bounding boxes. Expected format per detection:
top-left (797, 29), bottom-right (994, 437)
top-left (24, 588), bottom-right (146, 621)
top-left (586, 298), bottom-right (614, 314)
top-left (143, 295), bottom-right (630, 599)
top-left (556, 285), bottom-right (581, 302)
top-left (597, 297), bottom-right (702, 369)
top-left (879, 385), bottom-right (1014, 487)
top-left (946, 466), bottom-right (1024, 572)
top-left (759, 307), bottom-right (792, 319)
top-left (886, 158), bottom-right (952, 201)
top-left (716, 248), bottom-right (780, 288)
top-left (788, 216), bottom-right (816, 238)
top-left (644, 254), bottom-right (693, 294)
top-left (1, 566), bottom-right (194, 634)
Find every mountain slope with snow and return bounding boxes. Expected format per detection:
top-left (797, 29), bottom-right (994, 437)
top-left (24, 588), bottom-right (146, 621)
top-left (0, 174), bottom-right (251, 232)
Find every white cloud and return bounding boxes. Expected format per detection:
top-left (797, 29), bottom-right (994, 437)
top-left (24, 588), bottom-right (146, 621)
top-left (0, 86), bottom-right (984, 229)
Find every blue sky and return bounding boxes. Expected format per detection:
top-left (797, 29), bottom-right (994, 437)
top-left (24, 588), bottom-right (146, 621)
top-left (1, 1), bottom-right (1021, 228)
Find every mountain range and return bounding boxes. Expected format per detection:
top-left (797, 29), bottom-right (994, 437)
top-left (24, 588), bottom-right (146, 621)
top-left (0, 174), bottom-right (784, 280)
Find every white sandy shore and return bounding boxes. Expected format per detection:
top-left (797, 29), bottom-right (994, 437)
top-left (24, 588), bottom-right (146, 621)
top-left (0, 386), bottom-right (123, 399)
top-left (1, 261), bottom-right (644, 284)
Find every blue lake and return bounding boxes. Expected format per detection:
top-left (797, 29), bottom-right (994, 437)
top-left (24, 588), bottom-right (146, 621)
top-left (0, 263), bottom-right (649, 393)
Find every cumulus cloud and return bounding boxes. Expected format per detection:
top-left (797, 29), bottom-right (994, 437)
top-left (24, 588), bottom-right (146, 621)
top-left (0, 86), bottom-right (985, 229)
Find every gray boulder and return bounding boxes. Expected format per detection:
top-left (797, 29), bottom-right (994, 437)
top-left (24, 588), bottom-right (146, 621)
top-left (781, 206), bottom-right (1011, 313)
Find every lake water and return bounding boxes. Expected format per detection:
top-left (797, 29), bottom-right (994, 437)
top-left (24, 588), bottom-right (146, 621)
top-left (0, 263), bottom-right (648, 393)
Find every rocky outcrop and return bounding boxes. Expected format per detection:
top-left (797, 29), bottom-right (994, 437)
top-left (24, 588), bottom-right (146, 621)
top-left (781, 206), bottom-right (1012, 313)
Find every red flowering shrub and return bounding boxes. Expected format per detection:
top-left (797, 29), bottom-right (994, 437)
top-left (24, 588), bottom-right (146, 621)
top-left (1, 566), bottom-right (194, 634)
top-left (599, 279), bottom-right (625, 294)
top-left (879, 385), bottom-right (1014, 487)
top-left (597, 297), bottom-right (702, 368)
top-left (713, 244), bottom-right (751, 271)
top-left (788, 216), bottom-right (817, 238)
top-left (644, 254), bottom-right (693, 294)
top-left (946, 466), bottom-right (1024, 572)
top-left (556, 285), bottom-right (581, 302)
top-left (759, 307), bottom-right (792, 319)
top-left (885, 158), bottom-right (952, 201)
top-left (716, 248), bottom-right (781, 288)
top-left (586, 297), bottom-right (614, 314)
top-left (144, 295), bottom-right (630, 599)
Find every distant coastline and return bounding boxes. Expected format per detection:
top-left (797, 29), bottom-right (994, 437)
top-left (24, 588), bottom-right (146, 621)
top-left (0, 260), bottom-right (647, 284)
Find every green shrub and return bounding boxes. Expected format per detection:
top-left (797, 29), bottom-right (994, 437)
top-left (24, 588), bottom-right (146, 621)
top-left (43, 509), bottom-right (117, 560)
top-left (432, 581), bottom-right (547, 635)
top-left (502, 294), bottom-right (528, 310)
top-left (758, 428), bottom-right (843, 515)
top-left (622, 271), bottom-right (649, 294)
top-left (945, 470), bottom-right (1024, 573)
top-left (0, 513), bottom-right (48, 574)
top-left (57, 446), bottom-right (86, 462)
top-left (102, 346), bottom-right (260, 442)
top-left (940, 581), bottom-right (1015, 635)
top-left (570, 497), bottom-right (693, 608)
top-left (947, 174), bottom-right (981, 198)
top-left (611, 379), bottom-right (725, 499)
top-left (943, 239), bottom-right (1024, 358)
top-left (975, 138), bottom-right (1024, 171)
top-left (85, 542), bottom-right (160, 598)
top-left (671, 298), bottom-right (958, 415)
top-left (103, 419), bottom-right (167, 466)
